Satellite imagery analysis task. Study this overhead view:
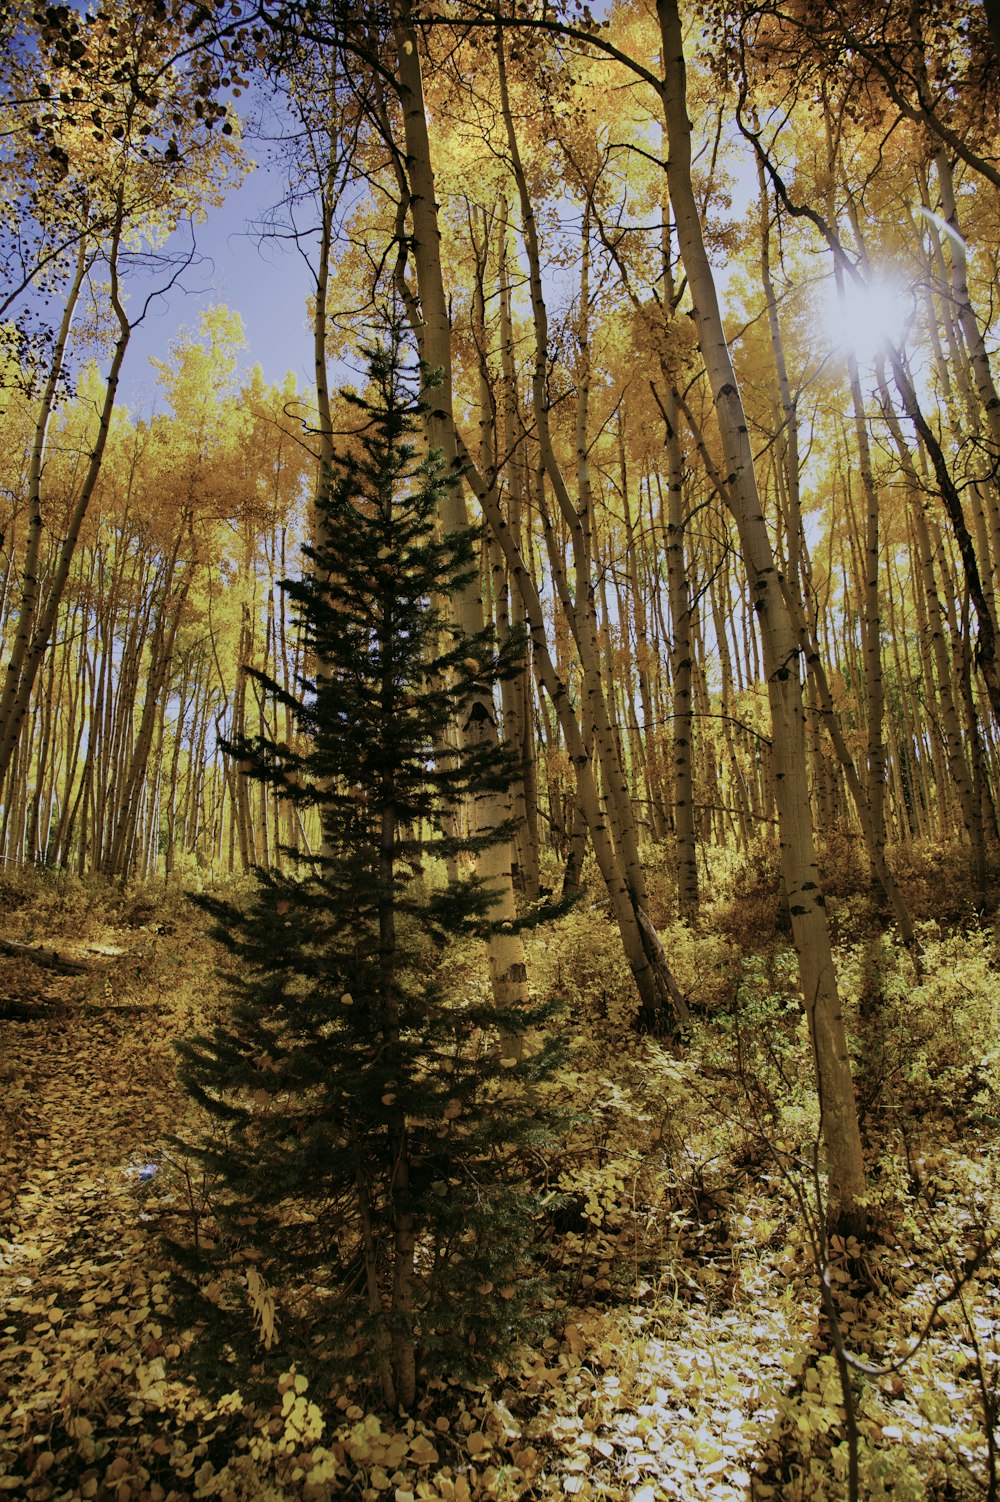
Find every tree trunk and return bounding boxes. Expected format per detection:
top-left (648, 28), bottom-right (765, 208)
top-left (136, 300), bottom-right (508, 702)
top-left (661, 393), bottom-right (699, 919)
top-left (0, 206), bottom-right (131, 802)
top-left (391, 2), bottom-right (543, 1035)
top-left (0, 236), bottom-right (90, 807)
top-left (657, 0), bottom-right (866, 1231)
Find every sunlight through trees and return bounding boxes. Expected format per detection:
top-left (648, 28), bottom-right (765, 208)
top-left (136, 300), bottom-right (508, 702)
top-left (1, 0), bottom-right (998, 1495)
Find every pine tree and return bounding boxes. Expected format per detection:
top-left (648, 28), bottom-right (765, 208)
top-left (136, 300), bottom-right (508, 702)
top-left (173, 323), bottom-right (563, 1409)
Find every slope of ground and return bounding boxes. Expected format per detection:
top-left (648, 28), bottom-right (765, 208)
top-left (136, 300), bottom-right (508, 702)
top-left (0, 863), bottom-right (997, 1501)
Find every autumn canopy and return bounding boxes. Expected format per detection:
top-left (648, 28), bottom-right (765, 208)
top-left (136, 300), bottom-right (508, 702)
top-left (0, 0), bottom-right (999, 1498)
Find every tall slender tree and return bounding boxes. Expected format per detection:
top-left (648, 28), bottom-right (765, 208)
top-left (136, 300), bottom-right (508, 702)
top-left (174, 324), bottom-right (562, 1408)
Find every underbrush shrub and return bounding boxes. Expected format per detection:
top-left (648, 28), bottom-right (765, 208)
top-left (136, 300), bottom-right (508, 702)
top-left (711, 840), bottom-right (786, 948)
top-left (701, 836), bottom-right (783, 905)
top-left (527, 877), bottom-right (738, 1029)
top-left (0, 863), bottom-right (45, 914)
top-left (755, 1163), bottom-right (1000, 1502)
top-left (838, 922), bottom-right (999, 1128)
top-left (814, 830), bottom-right (871, 898)
top-left (888, 838), bottom-right (998, 923)
top-left (703, 949), bottom-right (817, 1137)
top-left (759, 1348), bottom-right (935, 1502)
top-left (658, 919), bottom-right (738, 1015)
top-left (0, 864), bottom-right (113, 940)
top-left (0, 863), bottom-right (221, 957)
top-left (523, 897), bottom-right (729, 1290)
top-left (526, 897), bottom-right (635, 1035)
top-left (119, 876), bottom-right (210, 932)
top-left (532, 1037), bottom-right (712, 1301)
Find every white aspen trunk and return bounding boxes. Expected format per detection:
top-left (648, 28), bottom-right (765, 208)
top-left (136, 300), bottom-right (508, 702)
top-left (391, 2), bottom-right (529, 1033)
top-left (472, 209), bottom-right (537, 899)
top-left (494, 37), bottom-right (686, 1022)
top-left (0, 236), bottom-right (90, 799)
top-left (661, 394), bottom-right (699, 918)
top-left (933, 157), bottom-right (1000, 452)
top-left (497, 210), bottom-right (542, 899)
top-left (922, 154), bottom-right (1000, 617)
top-left (631, 468), bottom-right (671, 840)
top-left (459, 439), bottom-right (689, 1024)
top-left (0, 207), bottom-right (136, 812)
top-left (106, 558), bottom-right (189, 879)
top-left (657, 0), bottom-right (866, 1230)
top-left (822, 131), bottom-right (889, 866)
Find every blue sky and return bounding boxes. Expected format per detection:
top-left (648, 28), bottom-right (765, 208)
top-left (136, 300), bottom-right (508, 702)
top-left (120, 154), bottom-right (315, 415)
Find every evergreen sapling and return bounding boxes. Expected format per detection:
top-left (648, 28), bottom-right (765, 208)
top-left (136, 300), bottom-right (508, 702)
top-left (174, 326), bottom-right (564, 1409)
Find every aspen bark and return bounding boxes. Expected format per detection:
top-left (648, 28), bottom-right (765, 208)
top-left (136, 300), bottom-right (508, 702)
top-left (657, 0), bottom-right (865, 1230)
top-left (0, 204), bottom-right (134, 803)
top-left (497, 200), bottom-right (542, 898)
top-left (0, 236), bottom-right (90, 797)
top-left (493, 31), bottom-right (685, 1020)
top-left (620, 434), bottom-right (668, 842)
top-left (471, 209), bottom-right (538, 899)
top-left (391, 2), bottom-right (529, 1031)
top-left (105, 557), bottom-right (189, 879)
top-left (661, 395), bottom-right (699, 919)
top-left (460, 439), bottom-right (689, 1025)
top-left (885, 348), bottom-right (1000, 727)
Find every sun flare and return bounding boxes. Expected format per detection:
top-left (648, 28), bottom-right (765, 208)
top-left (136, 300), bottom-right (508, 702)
top-left (821, 273), bottom-right (913, 363)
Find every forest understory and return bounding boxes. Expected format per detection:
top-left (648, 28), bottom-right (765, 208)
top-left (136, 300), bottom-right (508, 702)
top-left (0, 846), bottom-right (997, 1502)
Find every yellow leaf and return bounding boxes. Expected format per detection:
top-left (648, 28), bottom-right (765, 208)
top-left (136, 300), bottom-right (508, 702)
top-left (408, 1435), bottom-right (439, 1466)
top-left (247, 1267), bottom-right (279, 1350)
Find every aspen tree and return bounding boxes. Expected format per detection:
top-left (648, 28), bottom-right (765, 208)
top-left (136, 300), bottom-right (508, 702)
top-left (0, 0), bottom-right (241, 806)
top-left (390, 0), bottom-right (531, 1036)
top-left (660, 394), bottom-right (699, 919)
top-left (656, 0), bottom-right (866, 1229)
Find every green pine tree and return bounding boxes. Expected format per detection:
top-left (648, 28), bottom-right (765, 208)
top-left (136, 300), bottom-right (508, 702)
top-left (173, 323), bottom-right (564, 1409)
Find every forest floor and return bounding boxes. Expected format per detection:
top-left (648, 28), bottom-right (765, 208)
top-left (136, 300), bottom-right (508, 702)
top-left (0, 851), bottom-right (998, 1502)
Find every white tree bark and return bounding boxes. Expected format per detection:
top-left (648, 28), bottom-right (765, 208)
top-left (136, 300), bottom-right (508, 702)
top-left (391, 2), bottom-right (530, 1036)
top-left (656, 0), bottom-right (866, 1231)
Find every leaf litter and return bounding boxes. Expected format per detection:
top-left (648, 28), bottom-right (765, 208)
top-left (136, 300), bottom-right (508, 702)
top-left (0, 889), bottom-right (997, 1501)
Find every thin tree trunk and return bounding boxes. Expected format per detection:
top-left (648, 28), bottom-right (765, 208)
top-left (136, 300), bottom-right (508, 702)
top-left (0, 236), bottom-right (90, 804)
top-left (657, 0), bottom-right (865, 1230)
top-left (0, 206), bottom-right (131, 799)
top-left (391, 2), bottom-right (546, 1035)
top-left (658, 404), bottom-right (699, 918)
